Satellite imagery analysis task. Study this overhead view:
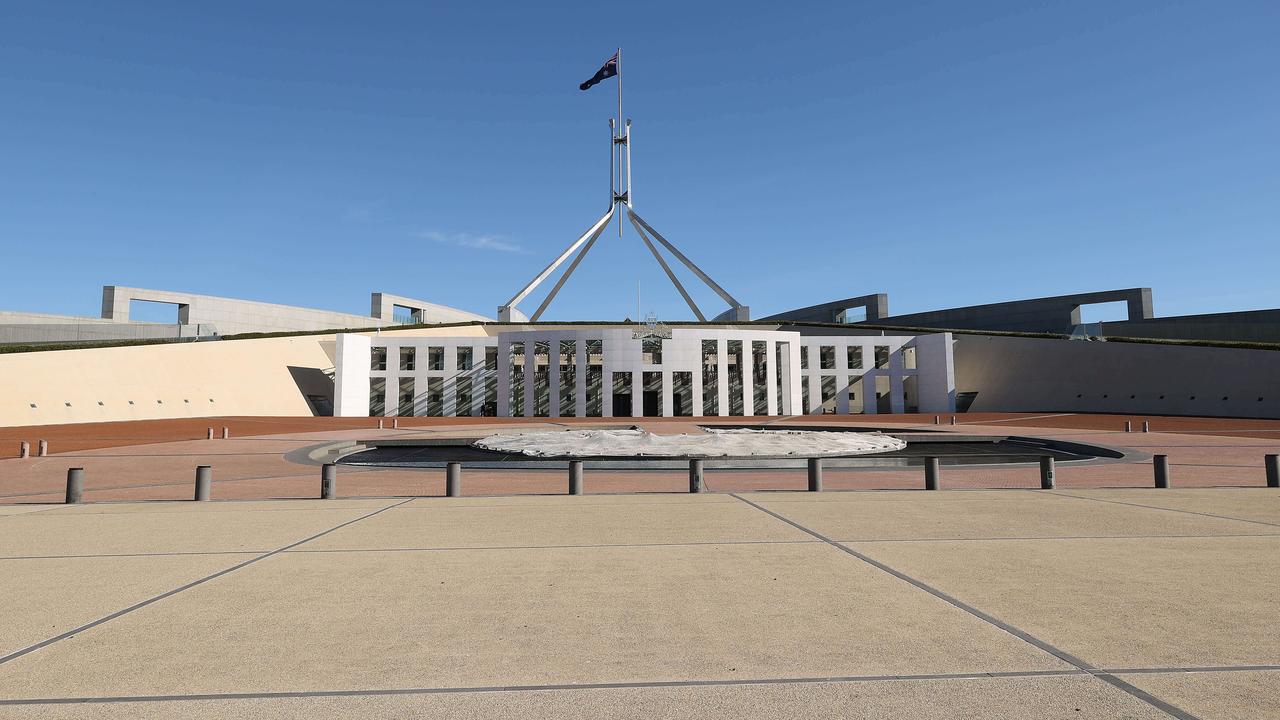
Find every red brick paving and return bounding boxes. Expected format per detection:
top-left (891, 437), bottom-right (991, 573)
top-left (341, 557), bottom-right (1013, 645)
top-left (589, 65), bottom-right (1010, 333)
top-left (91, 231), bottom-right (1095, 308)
top-left (2, 414), bottom-right (1277, 503)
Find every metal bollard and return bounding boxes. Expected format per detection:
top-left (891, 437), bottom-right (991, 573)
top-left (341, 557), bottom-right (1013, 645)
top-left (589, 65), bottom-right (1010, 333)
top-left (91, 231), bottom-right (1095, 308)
top-left (446, 462), bottom-right (461, 497)
top-left (392, 417), bottom-right (399, 429)
top-left (807, 458), bottom-right (823, 492)
top-left (1039, 456), bottom-right (1056, 489)
top-left (194, 465), bottom-right (212, 501)
top-left (38, 439), bottom-right (48, 457)
top-left (18, 441), bottom-right (29, 459)
top-left (1142, 421), bottom-right (1150, 433)
top-left (933, 416), bottom-right (940, 425)
top-left (65, 467), bottom-right (84, 504)
top-left (206, 427), bottom-right (214, 440)
top-left (321, 463), bottom-right (337, 499)
top-left (689, 458), bottom-right (705, 493)
top-left (569, 460), bottom-right (584, 495)
top-left (1153, 454), bottom-right (1170, 488)
top-left (1125, 421), bottom-right (1132, 432)
top-left (378, 419), bottom-right (385, 429)
top-left (1265, 454), bottom-right (1278, 489)
top-left (949, 416), bottom-right (956, 426)
top-left (221, 426), bottom-right (229, 440)
top-left (924, 457), bottom-right (940, 490)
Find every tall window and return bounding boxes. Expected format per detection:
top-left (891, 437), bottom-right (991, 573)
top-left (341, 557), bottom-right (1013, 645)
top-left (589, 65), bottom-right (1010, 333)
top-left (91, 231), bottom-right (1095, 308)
top-left (875, 345), bottom-right (890, 369)
top-left (509, 342), bottom-right (525, 416)
top-left (586, 339), bottom-right (603, 416)
top-left (483, 375), bottom-right (497, 416)
top-left (642, 339), bottom-right (662, 365)
top-left (560, 340), bottom-right (576, 417)
top-left (456, 377), bottom-right (473, 417)
top-left (752, 340), bottom-right (768, 415)
top-left (457, 347), bottom-right (473, 371)
top-left (775, 342), bottom-right (789, 415)
top-left (847, 346), bottom-right (863, 370)
top-left (398, 378), bottom-right (414, 416)
top-left (820, 346), bottom-right (836, 370)
top-left (369, 378), bottom-right (386, 416)
top-left (485, 346), bottom-right (498, 371)
top-left (727, 340), bottom-right (744, 416)
top-left (427, 378), bottom-right (443, 416)
top-left (399, 347), bottom-right (415, 372)
top-left (672, 371), bottom-right (693, 417)
top-left (533, 340), bottom-right (550, 417)
top-left (821, 375), bottom-right (837, 413)
top-left (371, 347), bottom-right (387, 372)
top-left (702, 340), bottom-right (719, 416)
top-left (800, 346), bottom-right (809, 370)
top-left (428, 347), bottom-right (444, 371)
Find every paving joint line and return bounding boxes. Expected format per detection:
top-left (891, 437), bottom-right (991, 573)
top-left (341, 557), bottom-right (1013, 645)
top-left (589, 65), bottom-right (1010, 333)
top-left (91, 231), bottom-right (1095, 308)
top-left (728, 493), bottom-right (1203, 720)
top-left (1045, 491), bottom-right (1280, 529)
top-left (0, 669), bottom-right (1092, 706)
top-left (0, 550), bottom-right (267, 561)
top-left (0, 498), bottom-right (414, 667)
top-left (285, 539), bottom-right (822, 555)
top-left (828, 532), bottom-right (1280, 544)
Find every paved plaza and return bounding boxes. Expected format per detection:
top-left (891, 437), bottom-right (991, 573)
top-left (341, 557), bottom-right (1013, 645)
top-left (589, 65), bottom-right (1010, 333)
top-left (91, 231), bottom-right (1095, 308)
top-left (0, 415), bottom-right (1278, 718)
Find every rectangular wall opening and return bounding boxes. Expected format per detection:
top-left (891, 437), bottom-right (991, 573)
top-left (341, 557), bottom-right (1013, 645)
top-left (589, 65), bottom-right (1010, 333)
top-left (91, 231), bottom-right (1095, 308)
top-left (752, 341), bottom-right (768, 415)
top-left (702, 340), bottom-right (719, 416)
top-left (559, 340), bottom-right (576, 417)
top-left (398, 378), bottom-right (415, 417)
top-left (642, 371), bottom-right (663, 417)
top-left (586, 339), bottom-right (603, 417)
top-left (392, 305), bottom-right (421, 324)
top-left (128, 299), bottom-right (184, 324)
top-left (672, 371), bottom-right (693, 417)
top-left (612, 372), bottom-right (632, 416)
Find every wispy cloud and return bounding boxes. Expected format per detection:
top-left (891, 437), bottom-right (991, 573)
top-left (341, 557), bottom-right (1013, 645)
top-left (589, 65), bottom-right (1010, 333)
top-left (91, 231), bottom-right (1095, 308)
top-left (415, 230), bottom-right (525, 254)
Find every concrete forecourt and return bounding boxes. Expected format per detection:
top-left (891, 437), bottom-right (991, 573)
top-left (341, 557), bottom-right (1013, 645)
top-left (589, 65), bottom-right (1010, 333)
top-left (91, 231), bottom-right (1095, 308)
top-left (0, 416), bottom-right (1277, 718)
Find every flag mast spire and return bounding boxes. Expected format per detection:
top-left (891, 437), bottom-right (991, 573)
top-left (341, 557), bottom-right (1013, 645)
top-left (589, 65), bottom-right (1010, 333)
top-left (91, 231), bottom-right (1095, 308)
top-left (615, 47), bottom-right (624, 237)
top-left (497, 51), bottom-right (749, 322)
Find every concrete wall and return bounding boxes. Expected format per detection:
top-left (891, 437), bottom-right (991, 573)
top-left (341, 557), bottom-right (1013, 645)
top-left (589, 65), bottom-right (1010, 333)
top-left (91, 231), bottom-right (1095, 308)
top-left (370, 293), bottom-right (488, 324)
top-left (0, 336), bottom-right (333, 427)
top-left (0, 323), bottom-right (215, 346)
top-left (0, 324), bottom-right (492, 427)
top-left (954, 335), bottom-right (1280, 419)
top-left (101, 286), bottom-right (486, 335)
top-left (762, 294), bottom-right (889, 324)
top-left (1099, 309), bottom-right (1280, 344)
top-left (875, 288), bottom-right (1154, 334)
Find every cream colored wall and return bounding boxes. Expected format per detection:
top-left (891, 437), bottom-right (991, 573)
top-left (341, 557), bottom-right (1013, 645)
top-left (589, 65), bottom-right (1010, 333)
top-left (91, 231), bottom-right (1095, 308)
top-left (0, 325), bottom-right (499, 428)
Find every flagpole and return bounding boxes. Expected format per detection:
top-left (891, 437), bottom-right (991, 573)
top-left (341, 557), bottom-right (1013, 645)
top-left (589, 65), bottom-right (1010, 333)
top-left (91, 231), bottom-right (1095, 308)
top-left (616, 47), bottom-right (623, 238)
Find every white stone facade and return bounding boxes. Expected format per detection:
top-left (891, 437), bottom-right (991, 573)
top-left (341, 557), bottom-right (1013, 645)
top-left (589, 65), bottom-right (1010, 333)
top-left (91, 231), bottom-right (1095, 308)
top-left (335, 328), bottom-right (955, 418)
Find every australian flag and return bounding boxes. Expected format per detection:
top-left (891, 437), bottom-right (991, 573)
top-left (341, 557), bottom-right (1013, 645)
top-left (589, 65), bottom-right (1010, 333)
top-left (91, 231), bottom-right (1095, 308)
top-left (579, 52), bottom-right (618, 91)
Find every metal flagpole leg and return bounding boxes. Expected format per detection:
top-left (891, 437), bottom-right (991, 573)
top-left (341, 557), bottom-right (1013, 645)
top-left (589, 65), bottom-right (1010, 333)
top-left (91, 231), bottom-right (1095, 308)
top-left (500, 206), bottom-right (616, 319)
top-left (627, 209), bottom-right (746, 311)
top-left (530, 212), bottom-right (615, 321)
top-left (627, 208), bottom-right (706, 321)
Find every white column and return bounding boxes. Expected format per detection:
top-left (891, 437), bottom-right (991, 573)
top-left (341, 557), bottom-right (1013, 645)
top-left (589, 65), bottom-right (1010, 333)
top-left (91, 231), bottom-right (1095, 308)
top-left (333, 333), bottom-right (372, 417)
top-left (716, 338), bottom-right (729, 417)
top-left (662, 369), bottom-right (674, 418)
top-left (443, 342), bottom-right (457, 417)
top-left (631, 370), bottom-right (643, 418)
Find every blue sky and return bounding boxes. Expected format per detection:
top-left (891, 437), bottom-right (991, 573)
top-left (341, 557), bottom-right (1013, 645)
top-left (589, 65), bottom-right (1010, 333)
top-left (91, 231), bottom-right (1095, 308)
top-left (1, 1), bottom-right (1276, 323)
